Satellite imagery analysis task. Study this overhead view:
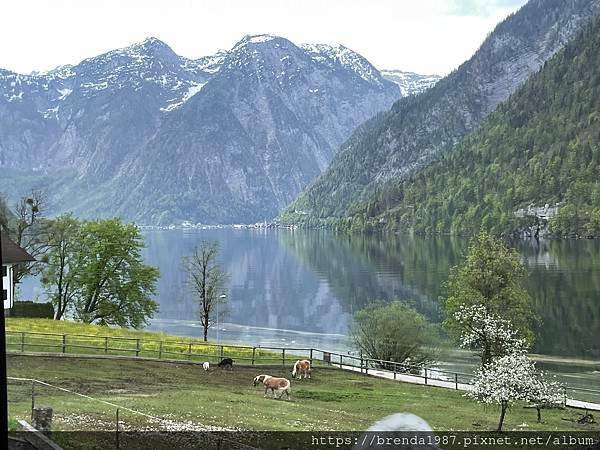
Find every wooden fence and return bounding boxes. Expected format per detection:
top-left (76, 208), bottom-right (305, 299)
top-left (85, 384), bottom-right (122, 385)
top-left (6, 330), bottom-right (599, 404)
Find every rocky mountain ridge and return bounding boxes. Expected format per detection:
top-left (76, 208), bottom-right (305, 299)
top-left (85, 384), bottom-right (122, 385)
top-left (0, 34), bottom-right (438, 224)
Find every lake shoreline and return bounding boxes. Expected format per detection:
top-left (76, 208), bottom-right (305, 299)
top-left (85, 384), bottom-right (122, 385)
top-left (139, 223), bottom-right (598, 240)
top-left (148, 318), bottom-right (600, 368)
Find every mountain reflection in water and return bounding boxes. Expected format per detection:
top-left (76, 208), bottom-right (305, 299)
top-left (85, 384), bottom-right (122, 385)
top-left (139, 229), bottom-right (598, 360)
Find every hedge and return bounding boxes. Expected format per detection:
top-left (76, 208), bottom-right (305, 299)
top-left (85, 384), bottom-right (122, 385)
top-left (11, 301), bottom-right (54, 319)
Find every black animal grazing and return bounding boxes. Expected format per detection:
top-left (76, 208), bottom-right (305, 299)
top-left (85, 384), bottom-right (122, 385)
top-left (217, 358), bottom-right (234, 370)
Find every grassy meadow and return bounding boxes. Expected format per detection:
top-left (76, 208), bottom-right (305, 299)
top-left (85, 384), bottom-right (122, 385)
top-left (8, 355), bottom-right (597, 433)
top-left (5, 318), bottom-right (298, 364)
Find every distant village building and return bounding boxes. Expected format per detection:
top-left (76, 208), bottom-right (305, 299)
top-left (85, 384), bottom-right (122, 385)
top-left (514, 203), bottom-right (560, 221)
top-left (1, 230), bottom-right (36, 310)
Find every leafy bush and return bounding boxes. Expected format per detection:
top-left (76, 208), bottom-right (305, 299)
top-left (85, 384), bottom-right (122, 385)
top-left (350, 301), bottom-right (439, 371)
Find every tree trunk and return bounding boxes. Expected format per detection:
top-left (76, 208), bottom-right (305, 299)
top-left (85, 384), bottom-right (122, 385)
top-left (203, 325), bottom-right (208, 342)
top-left (537, 406), bottom-right (541, 423)
top-left (482, 342), bottom-right (492, 367)
top-left (497, 401), bottom-right (507, 432)
top-left (55, 302), bottom-right (67, 321)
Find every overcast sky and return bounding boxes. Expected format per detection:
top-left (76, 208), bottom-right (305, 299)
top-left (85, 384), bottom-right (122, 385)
top-left (1, 0), bottom-right (528, 76)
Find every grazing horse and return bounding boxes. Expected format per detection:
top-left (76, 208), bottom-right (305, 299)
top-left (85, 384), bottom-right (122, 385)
top-left (217, 358), bottom-right (234, 370)
top-left (292, 359), bottom-right (311, 379)
top-left (202, 361), bottom-right (210, 371)
top-left (253, 374), bottom-right (290, 399)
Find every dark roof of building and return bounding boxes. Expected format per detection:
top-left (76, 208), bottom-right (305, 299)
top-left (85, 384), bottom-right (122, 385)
top-left (1, 231), bottom-right (36, 264)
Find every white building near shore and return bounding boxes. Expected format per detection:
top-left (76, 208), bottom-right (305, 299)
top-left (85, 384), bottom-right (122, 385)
top-left (1, 230), bottom-right (36, 310)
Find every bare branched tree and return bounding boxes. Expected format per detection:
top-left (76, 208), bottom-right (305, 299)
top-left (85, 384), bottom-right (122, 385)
top-left (183, 241), bottom-right (229, 342)
top-left (12, 190), bottom-right (50, 283)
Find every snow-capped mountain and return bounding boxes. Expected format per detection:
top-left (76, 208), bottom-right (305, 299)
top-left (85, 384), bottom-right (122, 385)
top-left (380, 70), bottom-right (441, 96)
top-left (1, 34), bottom-right (432, 224)
top-left (301, 43), bottom-right (387, 85)
top-left (1, 37), bottom-right (212, 117)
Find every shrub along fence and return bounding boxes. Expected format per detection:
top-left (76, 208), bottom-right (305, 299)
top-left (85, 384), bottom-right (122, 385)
top-left (6, 330), bottom-right (599, 406)
top-left (10, 302), bottom-right (54, 319)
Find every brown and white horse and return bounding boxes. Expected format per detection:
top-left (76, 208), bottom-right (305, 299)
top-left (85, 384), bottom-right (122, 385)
top-left (292, 360), bottom-right (311, 379)
top-left (253, 374), bottom-right (290, 399)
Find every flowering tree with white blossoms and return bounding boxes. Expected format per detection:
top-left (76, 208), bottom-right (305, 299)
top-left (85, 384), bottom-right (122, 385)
top-left (467, 352), bottom-right (563, 431)
top-left (468, 353), bottom-right (536, 431)
top-left (454, 303), bottom-right (528, 366)
top-left (528, 375), bottom-right (564, 423)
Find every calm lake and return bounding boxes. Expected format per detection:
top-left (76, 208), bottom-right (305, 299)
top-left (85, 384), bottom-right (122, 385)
top-left (138, 229), bottom-right (598, 355)
top-left (21, 228), bottom-right (600, 396)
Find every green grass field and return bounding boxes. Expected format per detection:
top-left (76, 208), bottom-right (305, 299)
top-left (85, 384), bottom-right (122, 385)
top-left (7, 354), bottom-right (597, 434)
top-left (6, 318), bottom-right (599, 450)
top-left (6, 318), bottom-right (298, 364)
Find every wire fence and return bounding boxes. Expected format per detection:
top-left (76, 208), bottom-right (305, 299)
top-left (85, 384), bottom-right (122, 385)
top-left (8, 376), bottom-right (259, 449)
top-left (7, 330), bottom-right (600, 405)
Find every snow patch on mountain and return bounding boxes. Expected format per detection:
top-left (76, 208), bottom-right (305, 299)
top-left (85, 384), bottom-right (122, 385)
top-left (57, 88), bottom-right (72, 99)
top-left (161, 81), bottom-right (208, 111)
top-left (301, 43), bottom-right (384, 85)
top-left (381, 70), bottom-right (441, 96)
top-left (243, 34), bottom-right (277, 45)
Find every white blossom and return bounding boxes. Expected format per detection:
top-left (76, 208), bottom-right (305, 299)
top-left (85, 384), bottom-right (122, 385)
top-left (528, 374), bottom-right (565, 408)
top-left (454, 304), bottom-right (528, 361)
top-left (467, 352), bottom-right (565, 428)
top-left (467, 353), bottom-right (538, 406)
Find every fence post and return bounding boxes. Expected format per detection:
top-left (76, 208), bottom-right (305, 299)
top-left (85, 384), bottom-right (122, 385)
top-left (252, 347), bottom-right (256, 366)
top-left (21, 332), bottom-right (25, 352)
top-left (188, 343), bottom-right (192, 360)
top-left (309, 348), bottom-right (313, 366)
top-left (116, 408), bottom-right (120, 449)
top-left (455, 373), bottom-right (458, 390)
top-left (394, 363), bottom-right (397, 380)
top-left (282, 348), bottom-right (286, 367)
top-left (31, 380), bottom-right (35, 421)
top-left (339, 354), bottom-right (343, 369)
top-left (104, 337), bottom-right (108, 354)
top-left (159, 341), bottom-right (163, 360)
top-left (62, 334), bottom-right (66, 353)
top-left (135, 339), bottom-right (140, 357)
top-left (424, 368), bottom-right (428, 385)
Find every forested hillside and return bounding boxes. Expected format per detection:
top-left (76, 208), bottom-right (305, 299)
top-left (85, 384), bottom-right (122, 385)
top-left (340, 17), bottom-right (600, 237)
top-left (281, 0), bottom-right (600, 227)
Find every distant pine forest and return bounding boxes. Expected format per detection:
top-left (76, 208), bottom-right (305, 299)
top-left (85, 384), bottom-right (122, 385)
top-left (282, 18), bottom-right (600, 238)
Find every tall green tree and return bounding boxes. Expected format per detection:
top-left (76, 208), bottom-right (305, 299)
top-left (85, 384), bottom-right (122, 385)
top-left (40, 214), bottom-right (82, 320)
top-left (183, 241), bottom-right (229, 342)
top-left (351, 301), bottom-right (439, 371)
top-left (443, 231), bottom-right (534, 366)
top-left (73, 219), bottom-right (159, 328)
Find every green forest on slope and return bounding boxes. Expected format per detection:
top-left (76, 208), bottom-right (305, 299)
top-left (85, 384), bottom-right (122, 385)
top-left (280, 0), bottom-right (600, 228)
top-left (326, 17), bottom-right (600, 237)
